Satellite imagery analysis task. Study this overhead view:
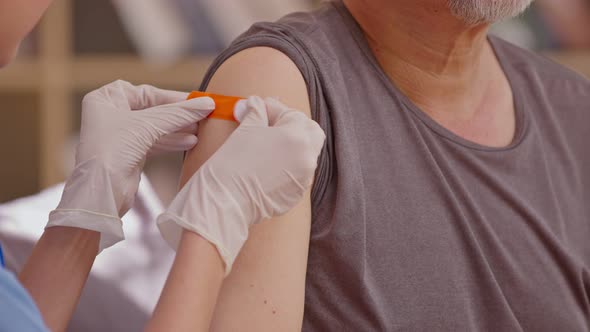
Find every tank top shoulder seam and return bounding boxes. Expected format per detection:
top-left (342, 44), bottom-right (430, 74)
top-left (490, 36), bottom-right (590, 90)
top-left (199, 22), bottom-right (333, 219)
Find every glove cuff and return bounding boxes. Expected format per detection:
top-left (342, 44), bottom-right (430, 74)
top-left (57, 159), bottom-right (125, 217)
top-left (157, 212), bottom-right (245, 277)
top-left (47, 209), bottom-right (124, 253)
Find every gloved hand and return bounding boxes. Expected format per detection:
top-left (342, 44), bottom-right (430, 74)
top-left (47, 80), bottom-right (215, 252)
top-left (157, 96), bottom-right (326, 276)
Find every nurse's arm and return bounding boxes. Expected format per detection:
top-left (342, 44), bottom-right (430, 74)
top-left (18, 227), bottom-right (99, 332)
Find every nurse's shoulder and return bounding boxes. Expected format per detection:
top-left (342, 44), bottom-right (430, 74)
top-left (0, 268), bottom-right (48, 331)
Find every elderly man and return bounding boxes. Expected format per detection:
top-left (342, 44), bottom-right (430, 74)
top-left (182, 0), bottom-right (590, 330)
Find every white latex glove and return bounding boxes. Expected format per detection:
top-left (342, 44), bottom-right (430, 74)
top-left (47, 80), bottom-right (215, 252)
top-left (157, 96), bottom-right (326, 276)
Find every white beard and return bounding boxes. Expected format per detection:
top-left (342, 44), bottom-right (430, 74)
top-left (448, 0), bottom-right (534, 25)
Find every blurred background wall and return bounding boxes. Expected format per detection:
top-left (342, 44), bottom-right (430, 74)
top-left (0, 0), bottom-right (588, 205)
top-left (0, 0), bottom-right (316, 205)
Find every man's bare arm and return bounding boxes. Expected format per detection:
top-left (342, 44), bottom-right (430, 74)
top-left (179, 46), bottom-right (313, 331)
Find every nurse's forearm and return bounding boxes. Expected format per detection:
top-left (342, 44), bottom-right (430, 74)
top-left (18, 227), bottom-right (99, 332)
top-left (146, 230), bottom-right (224, 332)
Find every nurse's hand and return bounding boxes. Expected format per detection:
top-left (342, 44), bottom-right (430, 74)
top-left (157, 96), bottom-right (326, 275)
top-left (46, 80), bottom-right (215, 252)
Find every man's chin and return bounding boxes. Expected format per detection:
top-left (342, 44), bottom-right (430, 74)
top-left (448, 0), bottom-right (534, 26)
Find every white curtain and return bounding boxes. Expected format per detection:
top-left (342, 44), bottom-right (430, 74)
top-left (109, 0), bottom-right (315, 62)
top-left (110, 0), bottom-right (192, 63)
top-left (199, 0), bottom-right (315, 46)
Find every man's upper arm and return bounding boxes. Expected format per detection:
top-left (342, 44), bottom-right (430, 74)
top-left (179, 47), bottom-right (312, 331)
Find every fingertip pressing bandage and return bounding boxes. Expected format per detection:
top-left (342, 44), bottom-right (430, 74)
top-left (187, 91), bottom-right (246, 122)
top-left (158, 95), bottom-right (325, 277)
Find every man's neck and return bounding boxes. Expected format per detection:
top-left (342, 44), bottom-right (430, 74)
top-left (342, 0), bottom-right (507, 121)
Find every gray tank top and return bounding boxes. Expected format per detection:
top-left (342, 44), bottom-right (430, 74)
top-left (200, 2), bottom-right (590, 330)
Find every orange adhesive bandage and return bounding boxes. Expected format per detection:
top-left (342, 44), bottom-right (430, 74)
top-left (187, 91), bottom-right (244, 122)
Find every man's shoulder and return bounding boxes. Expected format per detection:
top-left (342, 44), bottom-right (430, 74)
top-left (491, 36), bottom-right (590, 88)
top-left (234, 1), bottom-right (345, 56)
top-left (271, 2), bottom-right (343, 35)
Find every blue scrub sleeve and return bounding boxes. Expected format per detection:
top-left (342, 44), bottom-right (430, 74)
top-left (0, 244), bottom-right (49, 331)
top-left (0, 243), bottom-right (5, 267)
